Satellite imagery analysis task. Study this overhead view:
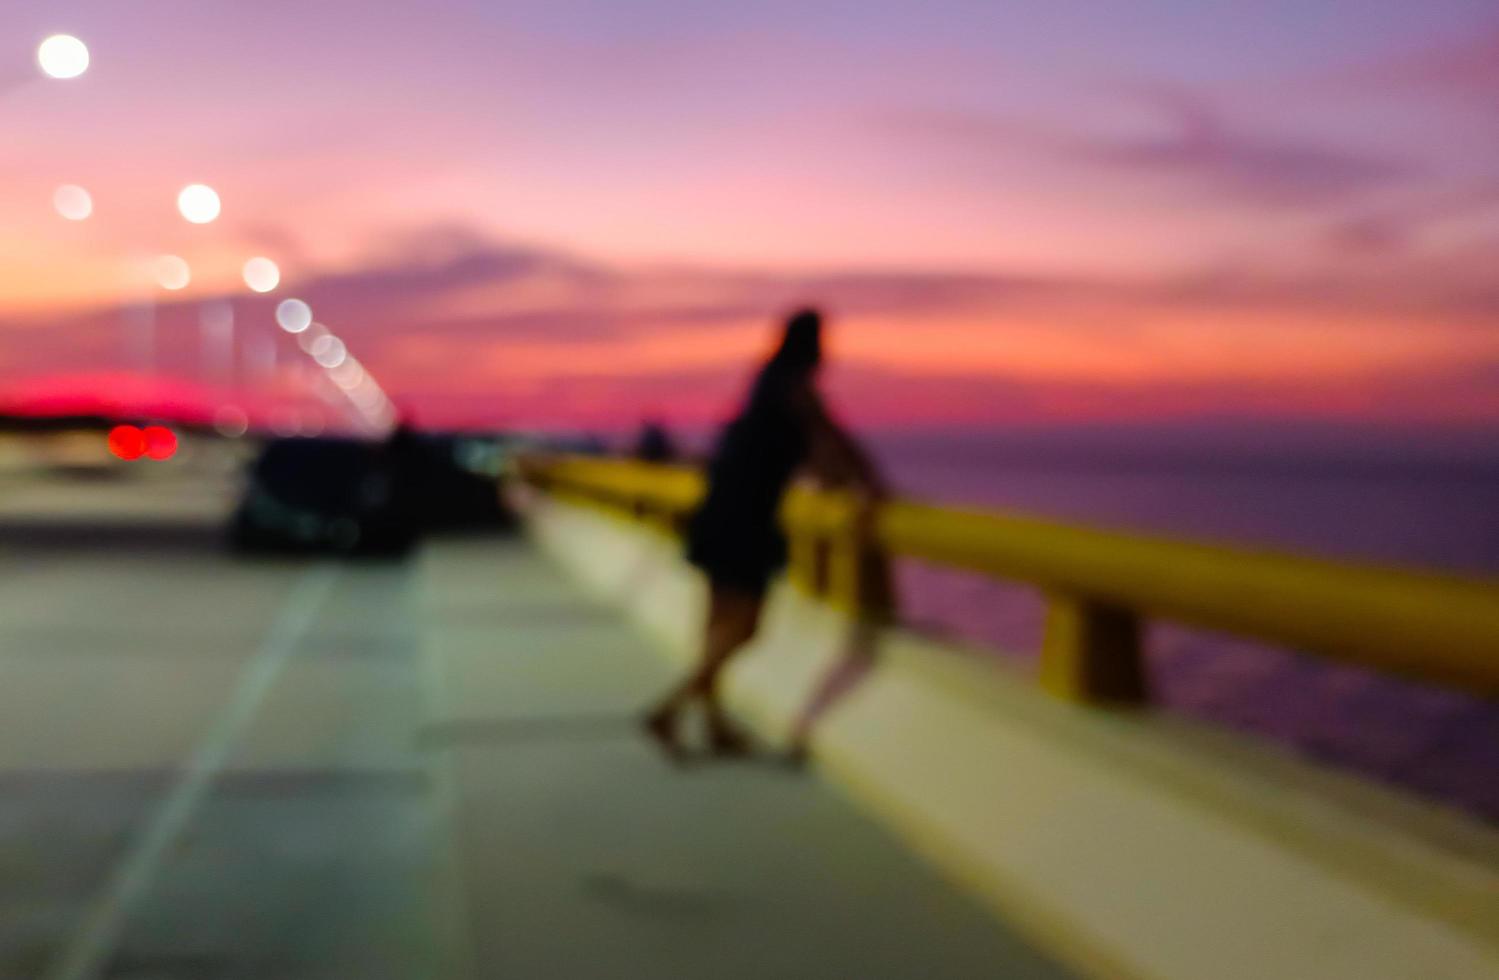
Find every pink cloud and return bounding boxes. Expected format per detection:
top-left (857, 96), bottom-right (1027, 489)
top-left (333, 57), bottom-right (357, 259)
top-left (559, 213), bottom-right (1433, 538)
top-left (3, 225), bottom-right (1495, 432)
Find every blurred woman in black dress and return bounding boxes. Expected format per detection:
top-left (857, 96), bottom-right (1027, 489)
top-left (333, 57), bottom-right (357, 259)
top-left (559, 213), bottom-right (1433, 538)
top-left (644, 308), bottom-right (885, 758)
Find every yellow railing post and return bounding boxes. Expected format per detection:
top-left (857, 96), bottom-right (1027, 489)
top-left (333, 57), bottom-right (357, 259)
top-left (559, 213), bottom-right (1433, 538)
top-left (1039, 595), bottom-right (1148, 705)
top-left (783, 489), bottom-right (820, 596)
top-left (821, 492), bottom-right (897, 621)
top-left (637, 502), bottom-right (677, 538)
top-left (827, 505), bottom-right (864, 614)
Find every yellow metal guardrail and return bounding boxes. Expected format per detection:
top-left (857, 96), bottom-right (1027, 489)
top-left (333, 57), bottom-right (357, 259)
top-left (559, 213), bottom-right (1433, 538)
top-left (520, 455), bottom-right (1499, 703)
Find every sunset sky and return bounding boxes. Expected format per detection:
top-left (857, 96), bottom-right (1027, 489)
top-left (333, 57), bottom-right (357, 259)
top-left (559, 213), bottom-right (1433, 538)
top-left (2, 1), bottom-right (1496, 433)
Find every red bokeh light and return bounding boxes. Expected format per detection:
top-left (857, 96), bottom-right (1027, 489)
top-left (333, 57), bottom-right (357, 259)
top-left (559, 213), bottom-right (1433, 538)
top-left (143, 425), bottom-right (178, 460)
top-left (108, 425), bottom-right (146, 460)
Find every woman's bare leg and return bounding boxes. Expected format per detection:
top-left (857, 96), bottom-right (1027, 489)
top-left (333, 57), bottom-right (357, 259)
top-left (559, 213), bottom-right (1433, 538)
top-left (645, 586), bottom-right (762, 755)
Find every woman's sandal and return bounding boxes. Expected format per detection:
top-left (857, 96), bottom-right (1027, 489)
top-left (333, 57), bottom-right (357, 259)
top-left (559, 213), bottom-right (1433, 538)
top-left (707, 719), bottom-right (753, 758)
top-left (642, 708), bottom-right (688, 765)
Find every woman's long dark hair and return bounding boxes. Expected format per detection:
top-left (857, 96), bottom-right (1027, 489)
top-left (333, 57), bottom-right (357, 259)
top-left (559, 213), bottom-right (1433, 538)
top-left (746, 308), bottom-right (822, 411)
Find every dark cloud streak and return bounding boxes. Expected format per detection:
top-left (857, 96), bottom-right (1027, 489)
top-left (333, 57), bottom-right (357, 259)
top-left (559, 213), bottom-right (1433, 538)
top-left (1070, 88), bottom-right (1417, 205)
top-left (888, 87), bottom-right (1419, 206)
top-left (1339, 29), bottom-right (1499, 104)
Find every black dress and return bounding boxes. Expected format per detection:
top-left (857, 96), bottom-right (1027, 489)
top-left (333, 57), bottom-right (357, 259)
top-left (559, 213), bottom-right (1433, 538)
top-left (685, 375), bottom-right (810, 595)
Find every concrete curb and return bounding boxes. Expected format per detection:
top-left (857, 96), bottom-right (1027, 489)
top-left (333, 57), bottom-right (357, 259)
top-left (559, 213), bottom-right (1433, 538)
top-left (526, 495), bottom-right (1499, 980)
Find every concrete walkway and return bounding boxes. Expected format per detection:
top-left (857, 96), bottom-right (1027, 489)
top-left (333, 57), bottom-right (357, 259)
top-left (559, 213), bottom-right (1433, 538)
top-left (0, 531), bottom-right (455, 978)
top-left (0, 470), bottom-right (1072, 977)
top-left (422, 537), bottom-right (1071, 979)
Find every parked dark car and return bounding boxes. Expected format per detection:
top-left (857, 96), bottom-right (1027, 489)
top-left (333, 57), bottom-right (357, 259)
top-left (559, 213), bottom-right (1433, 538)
top-left (229, 437), bottom-right (414, 556)
top-left (229, 431), bottom-right (516, 556)
top-left (393, 429), bottom-right (516, 533)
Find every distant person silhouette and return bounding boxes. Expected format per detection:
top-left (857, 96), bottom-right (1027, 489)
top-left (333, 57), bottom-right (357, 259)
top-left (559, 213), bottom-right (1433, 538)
top-left (644, 308), bottom-right (885, 759)
top-left (632, 420), bottom-right (677, 463)
top-left (376, 417), bottom-right (422, 552)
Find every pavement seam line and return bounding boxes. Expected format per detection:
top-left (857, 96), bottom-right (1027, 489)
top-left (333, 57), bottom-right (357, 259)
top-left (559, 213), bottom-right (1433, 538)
top-left (416, 555), bottom-right (479, 980)
top-left (44, 562), bottom-right (343, 980)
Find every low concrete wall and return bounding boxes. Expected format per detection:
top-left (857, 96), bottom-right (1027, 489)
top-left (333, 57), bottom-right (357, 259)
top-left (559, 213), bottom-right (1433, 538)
top-left (523, 492), bottom-right (1499, 980)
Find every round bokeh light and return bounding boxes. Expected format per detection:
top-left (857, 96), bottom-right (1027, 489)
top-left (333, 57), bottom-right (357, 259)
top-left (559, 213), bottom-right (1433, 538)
top-left (275, 298), bottom-right (312, 333)
top-left (53, 184), bottom-right (93, 221)
top-left (142, 425), bottom-right (178, 460)
top-left (213, 405), bottom-right (250, 438)
top-left (311, 335), bottom-right (347, 368)
top-left (38, 35), bottom-right (89, 79)
top-left (177, 183), bottom-right (221, 224)
top-left (154, 255), bottom-right (191, 290)
top-left (242, 257), bottom-right (280, 293)
top-left (108, 425), bottom-right (145, 460)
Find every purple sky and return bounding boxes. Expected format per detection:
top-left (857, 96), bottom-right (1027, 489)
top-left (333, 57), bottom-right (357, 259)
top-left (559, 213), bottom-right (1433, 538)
top-left (2, 1), bottom-right (1496, 432)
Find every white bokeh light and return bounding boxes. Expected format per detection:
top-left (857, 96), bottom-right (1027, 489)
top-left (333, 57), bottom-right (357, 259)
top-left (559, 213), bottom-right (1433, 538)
top-left (270, 411), bottom-right (300, 438)
top-left (37, 35), bottom-right (89, 79)
top-left (53, 184), bottom-right (92, 220)
top-left (242, 257), bottom-right (280, 293)
top-left (369, 401), bottom-right (397, 428)
top-left (275, 298), bottom-right (312, 333)
top-left (311, 334), bottom-right (347, 369)
top-left (154, 255), bottom-right (191, 291)
top-left (352, 382), bottom-right (384, 410)
top-left (177, 184), bottom-right (221, 224)
top-left (213, 405), bottom-right (249, 438)
top-left (331, 359), bottom-right (365, 391)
